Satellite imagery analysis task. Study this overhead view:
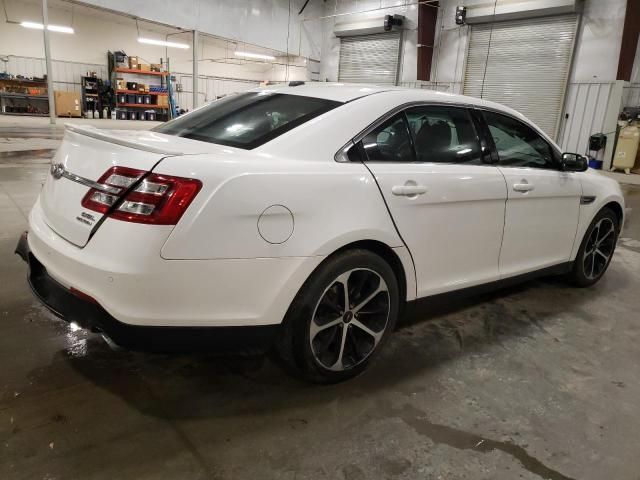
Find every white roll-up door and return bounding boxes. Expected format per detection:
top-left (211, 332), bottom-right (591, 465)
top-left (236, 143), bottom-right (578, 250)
top-left (338, 32), bottom-right (401, 85)
top-left (464, 15), bottom-right (577, 139)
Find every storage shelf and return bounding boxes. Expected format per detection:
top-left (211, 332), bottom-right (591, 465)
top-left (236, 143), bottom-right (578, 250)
top-left (116, 103), bottom-right (167, 109)
top-left (115, 68), bottom-right (168, 76)
top-left (0, 78), bottom-right (47, 85)
top-left (0, 112), bottom-right (49, 116)
top-left (0, 93), bottom-right (48, 99)
top-left (117, 90), bottom-right (167, 96)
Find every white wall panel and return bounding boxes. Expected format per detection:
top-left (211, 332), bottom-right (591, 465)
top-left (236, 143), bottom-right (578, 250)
top-left (77, 0), bottom-right (324, 60)
top-left (432, 0), bottom-right (626, 87)
top-left (558, 82), bottom-right (612, 154)
top-left (623, 84), bottom-right (640, 109)
top-left (320, 0), bottom-right (418, 83)
top-left (0, 2), bottom-right (304, 84)
top-left (171, 72), bottom-right (259, 111)
top-left (398, 81), bottom-right (456, 92)
top-left (3, 55), bottom-right (107, 93)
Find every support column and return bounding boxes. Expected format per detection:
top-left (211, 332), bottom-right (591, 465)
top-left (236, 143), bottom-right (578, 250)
top-left (192, 30), bottom-right (199, 110)
top-left (42, 0), bottom-right (56, 124)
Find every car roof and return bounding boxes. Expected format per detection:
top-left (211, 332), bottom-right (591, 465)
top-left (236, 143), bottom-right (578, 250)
top-left (252, 83), bottom-right (396, 102)
top-left (253, 82), bottom-right (557, 152)
top-left (252, 82), bottom-right (524, 118)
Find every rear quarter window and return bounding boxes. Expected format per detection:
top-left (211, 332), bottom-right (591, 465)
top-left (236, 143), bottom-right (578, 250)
top-left (153, 92), bottom-right (342, 150)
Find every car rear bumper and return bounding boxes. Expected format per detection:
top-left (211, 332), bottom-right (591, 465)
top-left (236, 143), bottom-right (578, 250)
top-left (16, 231), bottom-right (279, 353)
top-left (26, 198), bottom-right (324, 329)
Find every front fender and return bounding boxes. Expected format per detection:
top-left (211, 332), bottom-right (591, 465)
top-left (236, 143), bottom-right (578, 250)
top-left (570, 171), bottom-right (625, 260)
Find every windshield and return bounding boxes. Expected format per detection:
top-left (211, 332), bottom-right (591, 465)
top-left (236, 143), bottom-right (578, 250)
top-left (153, 92), bottom-right (342, 149)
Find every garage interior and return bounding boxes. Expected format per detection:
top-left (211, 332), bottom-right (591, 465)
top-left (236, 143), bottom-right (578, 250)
top-left (1, 0), bottom-right (640, 478)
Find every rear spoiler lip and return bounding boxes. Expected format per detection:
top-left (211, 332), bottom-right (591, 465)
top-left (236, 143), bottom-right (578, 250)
top-left (65, 123), bottom-right (185, 156)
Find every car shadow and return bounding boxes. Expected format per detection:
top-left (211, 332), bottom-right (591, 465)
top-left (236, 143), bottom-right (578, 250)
top-left (46, 266), bottom-right (627, 422)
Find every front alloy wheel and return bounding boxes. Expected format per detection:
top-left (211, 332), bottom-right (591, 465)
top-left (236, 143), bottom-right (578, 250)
top-left (569, 207), bottom-right (619, 287)
top-left (582, 217), bottom-right (616, 280)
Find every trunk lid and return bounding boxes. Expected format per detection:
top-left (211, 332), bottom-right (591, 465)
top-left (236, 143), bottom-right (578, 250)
top-left (40, 125), bottom-right (207, 247)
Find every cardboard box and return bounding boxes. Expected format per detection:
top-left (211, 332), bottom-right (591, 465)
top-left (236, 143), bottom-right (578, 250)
top-left (156, 95), bottom-right (169, 107)
top-left (128, 56), bottom-right (139, 69)
top-left (54, 91), bottom-right (81, 117)
top-left (138, 63), bottom-right (151, 72)
top-left (150, 64), bottom-right (163, 72)
top-left (116, 78), bottom-right (126, 90)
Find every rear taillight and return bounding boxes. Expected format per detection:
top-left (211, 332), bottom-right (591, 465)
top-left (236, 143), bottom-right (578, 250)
top-left (81, 166), bottom-right (202, 225)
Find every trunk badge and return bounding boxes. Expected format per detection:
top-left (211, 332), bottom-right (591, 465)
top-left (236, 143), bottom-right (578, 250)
top-left (51, 163), bottom-right (65, 180)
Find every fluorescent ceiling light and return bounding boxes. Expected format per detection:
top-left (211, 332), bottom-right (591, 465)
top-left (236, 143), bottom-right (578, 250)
top-left (234, 51), bottom-right (276, 61)
top-left (138, 37), bottom-right (189, 49)
top-left (20, 21), bottom-right (74, 34)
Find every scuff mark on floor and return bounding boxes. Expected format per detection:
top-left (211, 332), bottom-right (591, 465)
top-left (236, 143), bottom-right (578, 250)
top-left (396, 403), bottom-right (576, 480)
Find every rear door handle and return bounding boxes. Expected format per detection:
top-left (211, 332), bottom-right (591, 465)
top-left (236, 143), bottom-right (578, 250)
top-left (392, 185), bottom-right (428, 196)
top-left (513, 182), bottom-right (535, 192)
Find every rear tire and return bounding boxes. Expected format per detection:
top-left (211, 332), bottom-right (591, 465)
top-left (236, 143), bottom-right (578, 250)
top-left (568, 207), bottom-right (619, 287)
top-left (275, 249), bottom-right (400, 383)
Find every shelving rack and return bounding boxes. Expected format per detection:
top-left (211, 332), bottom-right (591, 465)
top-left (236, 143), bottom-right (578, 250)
top-left (81, 76), bottom-right (103, 118)
top-left (0, 77), bottom-right (49, 116)
top-left (108, 53), bottom-right (171, 121)
top-left (114, 68), bottom-right (168, 77)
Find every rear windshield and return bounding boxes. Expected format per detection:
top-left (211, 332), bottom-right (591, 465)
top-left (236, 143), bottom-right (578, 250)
top-left (153, 92), bottom-right (342, 149)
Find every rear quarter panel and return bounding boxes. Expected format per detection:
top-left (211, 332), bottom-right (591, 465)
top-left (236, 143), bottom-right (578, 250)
top-left (157, 155), bottom-right (404, 260)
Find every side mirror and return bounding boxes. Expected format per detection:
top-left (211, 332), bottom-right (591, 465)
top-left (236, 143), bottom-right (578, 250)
top-left (561, 152), bottom-right (589, 172)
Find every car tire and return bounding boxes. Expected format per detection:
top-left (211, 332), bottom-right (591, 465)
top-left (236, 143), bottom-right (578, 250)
top-left (275, 249), bottom-right (400, 384)
top-left (568, 207), bottom-right (619, 287)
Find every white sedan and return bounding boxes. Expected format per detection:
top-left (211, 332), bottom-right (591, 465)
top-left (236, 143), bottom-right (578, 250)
top-left (17, 83), bottom-right (624, 382)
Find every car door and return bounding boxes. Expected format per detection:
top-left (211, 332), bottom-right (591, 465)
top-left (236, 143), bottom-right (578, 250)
top-left (358, 105), bottom-right (508, 298)
top-left (481, 109), bottom-right (582, 277)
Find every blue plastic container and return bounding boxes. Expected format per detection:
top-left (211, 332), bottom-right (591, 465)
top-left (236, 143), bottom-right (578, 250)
top-left (588, 157), bottom-right (603, 170)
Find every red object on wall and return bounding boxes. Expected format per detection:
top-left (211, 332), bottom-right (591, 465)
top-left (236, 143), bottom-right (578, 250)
top-left (417, 1), bottom-right (439, 81)
top-left (617, 0), bottom-right (640, 81)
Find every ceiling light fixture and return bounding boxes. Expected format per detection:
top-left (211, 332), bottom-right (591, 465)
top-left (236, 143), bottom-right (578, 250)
top-left (20, 21), bottom-right (74, 34)
top-left (138, 37), bottom-right (189, 49)
top-left (234, 51), bottom-right (276, 61)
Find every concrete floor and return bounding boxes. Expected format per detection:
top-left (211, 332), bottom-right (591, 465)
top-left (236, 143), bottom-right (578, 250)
top-left (1, 121), bottom-right (640, 480)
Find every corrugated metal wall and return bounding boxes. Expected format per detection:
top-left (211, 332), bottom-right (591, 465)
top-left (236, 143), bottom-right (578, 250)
top-left (558, 82), bottom-right (613, 154)
top-left (623, 83), bottom-right (640, 108)
top-left (172, 73), bottom-right (260, 111)
top-left (2, 54), bottom-right (108, 93)
top-left (307, 59), bottom-right (320, 82)
top-left (1, 54), bottom-right (261, 112)
top-left (398, 81), bottom-right (457, 92)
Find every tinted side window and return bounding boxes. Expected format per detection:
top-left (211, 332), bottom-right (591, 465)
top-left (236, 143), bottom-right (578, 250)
top-left (361, 114), bottom-right (414, 162)
top-left (405, 106), bottom-right (483, 164)
top-left (483, 111), bottom-right (556, 169)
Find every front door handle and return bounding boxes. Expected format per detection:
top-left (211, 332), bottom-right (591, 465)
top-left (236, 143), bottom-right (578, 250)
top-left (513, 181), bottom-right (535, 192)
top-left (392, 185), bottom-right (428, 196)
